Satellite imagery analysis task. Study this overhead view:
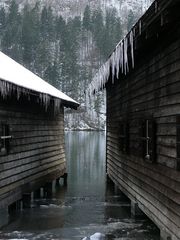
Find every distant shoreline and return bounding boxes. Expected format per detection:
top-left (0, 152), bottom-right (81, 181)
top-left (65, 128), bottom-right (105, 132)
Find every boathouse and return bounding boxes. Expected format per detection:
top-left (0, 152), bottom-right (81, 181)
top-left (0, 52), bottom-right (79, 220)
top-left (87, 0), bottom-right (180, 239)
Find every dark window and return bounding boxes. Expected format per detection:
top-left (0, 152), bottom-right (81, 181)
top-left (139, 118), bottom-right (156, 162)
top-left (119, 121), bottom-right (129, 153)
top-left (0, 124), bottom-right (11, 155)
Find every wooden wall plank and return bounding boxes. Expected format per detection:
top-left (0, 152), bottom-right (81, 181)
top-left (0, 100), bottom-right (66, 208)
top-left (106, 36), bottom-right (180, 239)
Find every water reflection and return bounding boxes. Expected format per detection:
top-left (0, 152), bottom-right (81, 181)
top-left (66, 131), bottom-right (106, 198)
top-left (0, 131), bottom-right (159, 240)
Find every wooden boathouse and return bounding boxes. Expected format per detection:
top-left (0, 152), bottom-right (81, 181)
top-left (0, 52), bottom-right (79, 225)
top-left (87, 0), bottom-right (180, 239)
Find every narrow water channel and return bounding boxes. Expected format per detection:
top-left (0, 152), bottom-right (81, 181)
top-left (0, 131), bottom-right (159, 240)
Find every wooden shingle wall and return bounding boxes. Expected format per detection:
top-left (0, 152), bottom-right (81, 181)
top-left (0, 98), bottom-right (66, 208)
top-left (106, 38), bottom-right (180, 239)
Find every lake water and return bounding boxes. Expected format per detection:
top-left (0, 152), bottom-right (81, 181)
top-left (0, 131), bottom-right (160, 240)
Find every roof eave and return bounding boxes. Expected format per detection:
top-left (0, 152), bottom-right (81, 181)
top-left (62, 99), bottom-right (80, 110)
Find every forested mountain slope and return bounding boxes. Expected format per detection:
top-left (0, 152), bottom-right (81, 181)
top-left (0, 0), bottom-right (153, 130)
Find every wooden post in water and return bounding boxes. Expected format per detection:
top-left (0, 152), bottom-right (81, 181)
top-left (40, 188), bottom-right (44, 198)
top-left (34, 189), bottom-right (41, 199)
top-left (61, 173), bottom-right (68, 186)
top-left (131, 200), bottom-right (144, 218)
top-left (56, 177), bottom-right (60, 186)
top-left (0, 208), bottom-right (8, 228)
top-left (44, 182), bottom-right (53, 198)
top-left (22, 193), bottom-right (31, 208)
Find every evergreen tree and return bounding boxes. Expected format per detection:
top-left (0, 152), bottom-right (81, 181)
top-left (127, 10), bottom-right (135, 32)
top-left (114, 17), bottom-right (122, 45)
top-left (44, 61), bottom-right (59, 87)
top-left (103, 8), bottom-right (122, 57)
top-left (58, 17), bottom-right (81, 97)
top-left (0, 7), bottom-right (6, 32)
top-left (21, 3), bottom-right (40, 66)
top-left (40, 6), bottom-right (54, 41)
top-left (35, 40), bottom-right (50, 75)
top-left (83, 5), bottom-right (91, 31)
top-left (91, 9), bottom-right (105, 61)
top-left (55, 15), bottom-right (66, 39)
top-left (1, 1), bottom-right (22, 61)
top-left (7, 0), bottom-right (19, 24)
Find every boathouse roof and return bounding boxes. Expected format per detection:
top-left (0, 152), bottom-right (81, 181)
top-left (0, 51), bottom-right (79, 110)
top-left (87, 0), bottom-right (180, 96)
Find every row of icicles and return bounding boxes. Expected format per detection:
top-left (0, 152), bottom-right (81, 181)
top-left (86, 29), bottom-right (135, 97)
top-left (0, 79), bottom-right (62, 113)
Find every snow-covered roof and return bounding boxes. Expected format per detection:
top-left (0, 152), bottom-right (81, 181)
top-left (0, 51), bottom-right (79, 109)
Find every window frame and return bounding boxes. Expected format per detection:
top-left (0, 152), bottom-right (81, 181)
top-left (0, 123), bottom-right (12, 156)
top-left (139, 117), bottom-right (156, 163)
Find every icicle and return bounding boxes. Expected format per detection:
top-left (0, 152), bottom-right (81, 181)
top-left (0, 79), bottom-right (62, 113)
top-left (124, 37), bottom-right (129, 75)
top-left (130, 30), bottom-right (134, 69)
top-left (123, 39), bottom-right (126, 75)
top-left (54, 98), bottom-right (61, 114)
top-left (28, 91), bottom-right (31, 101)
top-left (119, 41), bottom-right (124, 74)
top-left (110, 52), bottom-right (116, 83)
top-left (17, 87), bottom-right (21, 100)
top-left (139, 20), bottom-right (142, 35)
top-left (155, 1), bottom-right (158, 13)
top-left (115, 44), bottom-right (121, 79)
top-left (87, 26), bottom-right (137, 97)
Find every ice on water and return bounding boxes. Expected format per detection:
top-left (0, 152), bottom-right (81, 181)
top-left (82, 232), bottom-right (105, 240)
